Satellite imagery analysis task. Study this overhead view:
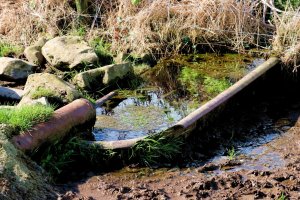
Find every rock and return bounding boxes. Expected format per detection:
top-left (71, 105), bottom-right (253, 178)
top-left (18, 97), bottom-right (50, 107)
top-left (41, 36), bottom-right (98, 69)
top-left (19, 73), bottom-right (81, 105)
top-left (0, 86), bottom-right (25, 100)
top-left (24, 37), bottom-right (47, 65)
top-left (73, 62), bottom-right (133, 89)
top-left (0, 57), bottom-right (35, 80)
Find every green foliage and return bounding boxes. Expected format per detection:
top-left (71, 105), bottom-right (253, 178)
top-left (178, 67), bottom-right (202, 95)
top-left (130, 135), bottom-right (184, 166)
top-left (0, 42), bottom-right (22, 57)
top-left (203, 76), bottom-right (231, 97)
top-left (30, 87), bottom-right (56, 99)
top-left (131, 0), bottom-right (142, 6)
top-left (89, 38), bottom-right (113, 65)
top-left (227, 147), bottom-right (237, 161)
top-left (70, 26), bottom-right (87, 37)
top-left (36, 137), bottom-right (116, 177)
top-left (275, 0), bottom-right (300, 9)
top-left (0, 105), bottom-right (54, 133)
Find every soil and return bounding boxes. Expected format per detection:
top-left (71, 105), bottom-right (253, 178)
top-left (56, 112), bottom-right (300, 200)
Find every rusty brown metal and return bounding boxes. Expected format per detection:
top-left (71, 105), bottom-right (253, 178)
top-left (12, 98), bottom-right (96, 151)
top-left (95, 91), bottom-right (117, 107)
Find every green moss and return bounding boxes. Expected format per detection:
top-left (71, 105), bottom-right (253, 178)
top-left (30, 87), bottom-right (56, 99)
top-left (0, 105), bottom-right (54, 134)
top-left (203, 76), bottom-right (231, 98)
top-left (0, 42), bottom-right (22, 57)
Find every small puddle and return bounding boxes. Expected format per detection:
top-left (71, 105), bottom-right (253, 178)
top-left (93, 90), bottom-right (184, 141)
top-left (93, 54), bottom-right (265, 141)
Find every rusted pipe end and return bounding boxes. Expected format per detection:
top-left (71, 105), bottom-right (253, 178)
top-left (12, 98), bottom-right (96, 152)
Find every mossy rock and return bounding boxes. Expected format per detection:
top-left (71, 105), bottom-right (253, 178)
top-left (20, 73), bottom-right (81, 105)
top-left (0, 124), bottom-right (57, 199)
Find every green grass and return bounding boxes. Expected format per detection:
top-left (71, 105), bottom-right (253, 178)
top-left (130, 135), bottom-right (184, 166)
top-left (227, 147), bottom-right (237, 161)
top-left (34, 136), bottom-right (116, 177)
top-left (0, 104), bottom-right (54, 133)
top-left (30, 87), bottom-right (56, 99)
top-left (278, 192), bottom-right (287, 200)
top-left (0, 42), bottom-right (22, 57)
top-left (275, 0), bottom-right (300, 9)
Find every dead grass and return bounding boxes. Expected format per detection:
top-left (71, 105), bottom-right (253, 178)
top-left (272, 6), bottom-right (300, 71)
top-left (3, 0), bottom-right (299, 68)
top-left (106, 0), bottom-right (267, 56)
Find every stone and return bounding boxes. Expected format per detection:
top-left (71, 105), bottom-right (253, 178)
top-left (41, 36), bottom-right (98, 69)
top-left (19, 73), bottom-right (81, 105)
top-left (0, 86), bottom-right (25, 100)
top-left (18, 97), bottom-right (50, 107)
top-left (73, 62), bottom-right (133, 89)
top-left (0, 57), bottom-right (35, 80)
top-left (24, 37), bottom-right (47, 65)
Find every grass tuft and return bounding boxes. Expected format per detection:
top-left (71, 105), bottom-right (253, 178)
top-left (0, 104), bottom-right (54, 133)
top-left (0, 42), bottom-right (22, 57)
top-left (130, 135), bottom-right (184, 166)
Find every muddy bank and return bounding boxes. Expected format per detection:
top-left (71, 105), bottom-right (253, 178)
top-left (57, 66), bottom-right (300, 199)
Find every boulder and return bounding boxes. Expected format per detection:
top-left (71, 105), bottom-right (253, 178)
top-left (24, 37), bottom-right (47, 65)
top-left (73, 62), bottom-right (133, 89)
top-left (19, 73), bottom-right (81, 105)
top-left (41, 36), bottom-right (98, 69)
top-left (0, 57), bottom-right (35, 80)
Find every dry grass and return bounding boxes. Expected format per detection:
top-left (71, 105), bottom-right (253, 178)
top-left (272, 6), bottom-right (300, 71)
top-left (4, 0), bottom-right (299, 67)
top-left (106, 0), bottom-right (267, 56)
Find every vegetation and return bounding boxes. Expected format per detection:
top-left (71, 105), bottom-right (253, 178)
top-left (34, 137), bottom-right (115, 177)
top-left (278, 192), bottom-right (287, 200)
top-left (0, 104), bottom-right (54, 133)
top-left (30, 87), bottom-right (56, 99)
top-left (227, 147), bottom-right (237, 161)
top-left (0, 42), bottom-right (22, 57)
top-left (130, 135), bottom-right (184, 166)
top-left (203, 76), bottom-right (231, 98)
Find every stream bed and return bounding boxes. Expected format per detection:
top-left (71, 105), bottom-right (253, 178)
top-left (58, 64), bottom-right (300, 199)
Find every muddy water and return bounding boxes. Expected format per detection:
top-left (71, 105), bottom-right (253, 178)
top-left (93, 54), bottom-right (264, 141)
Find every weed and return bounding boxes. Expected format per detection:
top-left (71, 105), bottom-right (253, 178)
top-left (130, 135), bottom-right (184, 166)
top-left (131, 0), bottom-right (142, 6)
top-left (80, 90), bottom-right (97, 104)
top-left (89, 38), bottom-right (113, 66)
top-left (203, 76), bottom-right (231, 98)
top-left (178, 67), bottom-right (202, 95)
top-left (0, 42), bottom-right (22, 57)
top-left (278, 192), bottom-right (287, 200)
top-left (70, 26), bottom-right (87, 37)
top-left (0, 104), bottom-right (54, 134)
top-left (30, 87), bottom-right (56, 99)
top-left (35, 136), bottom-right (116, 177)
top-left (227, 147), bottom-right (237, 161)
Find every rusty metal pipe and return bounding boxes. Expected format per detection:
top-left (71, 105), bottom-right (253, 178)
top-left (12, 98), bottom-right (96, 151)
